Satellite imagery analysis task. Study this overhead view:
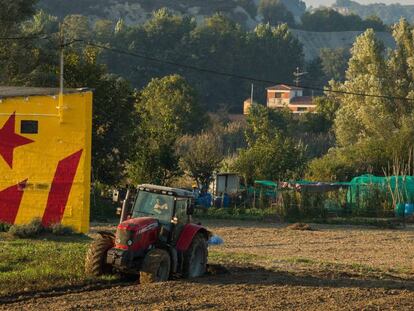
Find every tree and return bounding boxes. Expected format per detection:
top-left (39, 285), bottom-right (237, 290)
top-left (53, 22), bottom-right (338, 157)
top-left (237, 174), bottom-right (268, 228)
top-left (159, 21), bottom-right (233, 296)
top-left (307, 25), bottom-right (414, 181)
top-left (245, 104), bottom-right (292, 145)
top-left (364, 15), bottom-right (387, 32)
top-left (105, 9), bottom-right (196, 92)
top-left (62, 14), bottom-right (92, 41)
top-left (314, 96), bottom-right (340, 128)
top-left (301, 8), bottom-right (386, 32)
top-left (129, 74), bottom-right (206, 185)
top-left (104, 11), bottom-right (304, 113)
top-left (302, 57), bottom-right (327, 92)
top-left (258, 0), bottom-right (295, 27)
top-left (0, 0), bottom-right (44, 84)
top-left (178, 133), bottom-right (224, 189)
top-left (387, 18), bottom-right (414, 117)
top-left (0, 0), bottom-right (37, 34)
top-left (232, 103), bottom-right (305, 183)
top-left (135, 74), bottom-right (205, 138)
top-left (63, 48), bottom-right (136, 185)
top-left (319, 48), bottom-right (350, 82)
top-left (334, 29), bottom-right (391, 147)
top-left (187, 13), bottom-right (247, 111)
top-left (233, 134), bottom-right (306, 184)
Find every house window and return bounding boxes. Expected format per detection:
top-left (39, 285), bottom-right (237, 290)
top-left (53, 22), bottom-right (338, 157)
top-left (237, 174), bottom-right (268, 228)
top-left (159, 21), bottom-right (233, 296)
top-left (275, 93), bottom-right (282, 98)
top-left (21, 120), bottom-right (38, 134)
top-left (297, 107), bottom-right (307, 112)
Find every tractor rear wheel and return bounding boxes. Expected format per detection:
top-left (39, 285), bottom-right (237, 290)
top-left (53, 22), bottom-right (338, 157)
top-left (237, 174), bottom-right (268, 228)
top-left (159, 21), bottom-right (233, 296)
top-left (85, 234), bottom-right (114, 276)
top-left (140, 249), bottom-right (171, 284)
top-left (183, 233), bottom-right (208, 278)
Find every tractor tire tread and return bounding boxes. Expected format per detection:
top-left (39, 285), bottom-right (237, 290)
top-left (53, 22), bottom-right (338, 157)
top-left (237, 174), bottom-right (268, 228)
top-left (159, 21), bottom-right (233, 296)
top-left (140, 248), bottom-right (171, 284)
top-left (85, 235), bottom-right (114, 276)
top-left (183, 233), bottom-right (208, 278)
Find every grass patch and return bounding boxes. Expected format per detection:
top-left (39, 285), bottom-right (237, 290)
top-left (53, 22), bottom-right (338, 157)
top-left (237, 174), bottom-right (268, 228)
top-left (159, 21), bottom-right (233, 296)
top-left (283, 257), bottom-right (316, 264)
top-left (209, 250), bottom-right (268, 264)
top-left (0, 233), bottom-right (118, 297)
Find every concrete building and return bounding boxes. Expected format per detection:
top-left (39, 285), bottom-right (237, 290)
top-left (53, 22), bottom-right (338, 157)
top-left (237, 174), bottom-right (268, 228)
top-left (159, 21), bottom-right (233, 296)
top-left (266, 84), bottom-right (316, 114)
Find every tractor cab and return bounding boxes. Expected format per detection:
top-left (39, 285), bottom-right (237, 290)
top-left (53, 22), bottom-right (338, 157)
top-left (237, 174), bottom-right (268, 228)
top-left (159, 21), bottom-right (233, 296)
top-left (126, 185), bottom-right (195, 244)
top-left (85, 184), bottom-right (209, 283)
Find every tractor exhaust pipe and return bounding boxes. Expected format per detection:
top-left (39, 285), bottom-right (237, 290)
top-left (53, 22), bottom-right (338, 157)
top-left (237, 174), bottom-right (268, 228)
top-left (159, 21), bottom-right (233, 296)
top-left (120, 188), bottom-right (131, 224)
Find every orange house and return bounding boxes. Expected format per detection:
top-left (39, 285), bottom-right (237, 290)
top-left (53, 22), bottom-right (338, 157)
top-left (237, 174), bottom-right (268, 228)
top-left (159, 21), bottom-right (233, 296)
top-left (266, 84), bottom-right (316, 114)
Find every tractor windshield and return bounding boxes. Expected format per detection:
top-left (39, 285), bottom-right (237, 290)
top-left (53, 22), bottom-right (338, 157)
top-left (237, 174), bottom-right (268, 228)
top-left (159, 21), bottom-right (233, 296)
top-left (132, 191), bottom-right (174, 224)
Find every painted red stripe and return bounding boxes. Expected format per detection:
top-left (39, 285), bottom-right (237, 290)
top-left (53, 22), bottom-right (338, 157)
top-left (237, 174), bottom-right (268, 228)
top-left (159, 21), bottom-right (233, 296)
top-left (42, 150), bottom-right (83, 226)
top-left (0, 180), bottom-right (27, 224)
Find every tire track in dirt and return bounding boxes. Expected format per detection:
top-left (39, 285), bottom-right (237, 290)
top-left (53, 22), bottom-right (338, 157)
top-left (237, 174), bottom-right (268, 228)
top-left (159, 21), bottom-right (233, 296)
top-left (3, 265), bottom-right (414, 310)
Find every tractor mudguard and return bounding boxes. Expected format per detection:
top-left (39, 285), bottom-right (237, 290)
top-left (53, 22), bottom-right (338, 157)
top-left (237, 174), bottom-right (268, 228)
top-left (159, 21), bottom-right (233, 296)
top-left (97, 231), bottom-right (115, 239)
top-left (176, 224), bottom-right (210, 252)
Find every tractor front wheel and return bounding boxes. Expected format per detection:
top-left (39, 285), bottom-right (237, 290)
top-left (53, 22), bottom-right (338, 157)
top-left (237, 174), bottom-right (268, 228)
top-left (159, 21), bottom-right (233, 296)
top-left (183, 233), bottom-right (208, 278)
top-left (140, 249), bottom-right (171, 284)
top-left (85, 233), bottom-right (114, 276)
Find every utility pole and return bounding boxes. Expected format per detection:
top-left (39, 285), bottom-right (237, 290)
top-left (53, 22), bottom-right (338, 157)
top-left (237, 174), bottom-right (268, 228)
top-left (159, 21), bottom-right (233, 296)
top-left (58, 22), bottom-right (65, 122)
top-left (250, 83), bottom-right (254, 105)
top-left (293, 67), bottom-right (308, 87)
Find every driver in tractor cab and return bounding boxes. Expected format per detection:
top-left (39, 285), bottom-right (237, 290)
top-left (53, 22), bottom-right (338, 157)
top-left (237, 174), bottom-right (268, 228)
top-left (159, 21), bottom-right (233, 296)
top-left (153, 197), bottom-right (168, 214)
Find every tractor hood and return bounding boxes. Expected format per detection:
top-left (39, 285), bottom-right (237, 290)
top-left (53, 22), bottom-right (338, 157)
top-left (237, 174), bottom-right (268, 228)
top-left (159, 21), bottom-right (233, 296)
top-left (115, 217), bottom-right (160, 251)
top-left (118, 217), bottom-right (159, 232)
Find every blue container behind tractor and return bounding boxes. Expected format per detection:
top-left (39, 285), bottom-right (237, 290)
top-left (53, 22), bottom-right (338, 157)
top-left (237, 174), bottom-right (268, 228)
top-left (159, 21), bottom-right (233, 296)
top-left (405, 203), bottom-right (414, 216)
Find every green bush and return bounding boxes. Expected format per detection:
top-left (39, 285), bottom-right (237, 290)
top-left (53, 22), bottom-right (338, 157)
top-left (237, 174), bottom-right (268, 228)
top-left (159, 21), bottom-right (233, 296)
top-left (49, 223), bottom-right (75, 236)
top-left (9, 218), bottom-right (45, 238)
top-left (8, 219), bottom-right (76, 238)
top-left (0, 222), bottom-right (11, 232)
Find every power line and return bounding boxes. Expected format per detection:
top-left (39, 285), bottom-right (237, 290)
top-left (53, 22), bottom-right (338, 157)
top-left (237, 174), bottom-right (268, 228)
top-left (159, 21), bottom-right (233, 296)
top-left (0, 34), bottom-right (51, 41)
top-left (1, 35), bottom-right (414, 102)
top-left (83, 41), bottom-right (414, 102)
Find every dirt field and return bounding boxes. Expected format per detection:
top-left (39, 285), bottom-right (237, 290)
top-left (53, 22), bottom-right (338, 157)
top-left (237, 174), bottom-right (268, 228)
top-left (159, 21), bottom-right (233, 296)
top-left (3, 220), bottom-right (414, 310)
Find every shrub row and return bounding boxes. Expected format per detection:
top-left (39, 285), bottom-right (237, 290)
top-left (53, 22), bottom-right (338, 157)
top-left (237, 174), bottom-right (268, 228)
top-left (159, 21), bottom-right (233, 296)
top-left (2, 218), bottom-right (75, 238)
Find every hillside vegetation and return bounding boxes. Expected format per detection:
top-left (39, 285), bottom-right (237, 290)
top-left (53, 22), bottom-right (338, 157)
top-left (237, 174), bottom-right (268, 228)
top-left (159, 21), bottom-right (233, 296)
top-left (334, 0), bottom-right (414, 24)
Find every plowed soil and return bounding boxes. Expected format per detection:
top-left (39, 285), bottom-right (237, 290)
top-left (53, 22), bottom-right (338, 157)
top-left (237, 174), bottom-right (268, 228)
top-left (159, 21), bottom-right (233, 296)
top-left (3, 220), bottom-right (414, 310)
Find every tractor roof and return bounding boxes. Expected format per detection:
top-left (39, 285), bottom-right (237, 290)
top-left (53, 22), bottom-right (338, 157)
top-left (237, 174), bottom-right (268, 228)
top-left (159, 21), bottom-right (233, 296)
top-left (138, 184), bottom-right (194, 198)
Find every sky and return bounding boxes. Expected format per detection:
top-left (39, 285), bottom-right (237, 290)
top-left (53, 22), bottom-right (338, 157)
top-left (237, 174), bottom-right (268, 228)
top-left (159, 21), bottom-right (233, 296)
top-left (305, 0), bottom-right (414, 7)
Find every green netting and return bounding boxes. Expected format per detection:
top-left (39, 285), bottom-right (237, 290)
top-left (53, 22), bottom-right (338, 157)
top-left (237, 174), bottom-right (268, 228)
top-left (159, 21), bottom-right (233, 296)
top-left (347, 174), bottom-right (414, 210)
top-left (253, 180), bottom-right (277, 197)
top-left (254, 180), bottom-right (277, 187)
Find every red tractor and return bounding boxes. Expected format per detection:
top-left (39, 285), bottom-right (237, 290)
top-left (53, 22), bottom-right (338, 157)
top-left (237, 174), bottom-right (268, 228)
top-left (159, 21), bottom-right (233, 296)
top-left (85, 184), bottom-right (211, 283)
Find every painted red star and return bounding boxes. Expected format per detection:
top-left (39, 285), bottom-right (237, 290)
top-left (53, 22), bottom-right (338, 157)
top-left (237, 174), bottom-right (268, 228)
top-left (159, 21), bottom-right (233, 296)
top-left (0, 112), bottom-right (34, 168)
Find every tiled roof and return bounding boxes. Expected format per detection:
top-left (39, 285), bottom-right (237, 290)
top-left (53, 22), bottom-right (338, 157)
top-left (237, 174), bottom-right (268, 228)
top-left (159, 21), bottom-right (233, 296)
top-left (266, 84), bottom-right (303, 91)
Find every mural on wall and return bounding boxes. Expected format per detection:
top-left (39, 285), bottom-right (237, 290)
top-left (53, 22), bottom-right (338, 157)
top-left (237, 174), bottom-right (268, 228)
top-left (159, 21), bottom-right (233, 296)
top-left (0, 89), bottom-right (92, 233)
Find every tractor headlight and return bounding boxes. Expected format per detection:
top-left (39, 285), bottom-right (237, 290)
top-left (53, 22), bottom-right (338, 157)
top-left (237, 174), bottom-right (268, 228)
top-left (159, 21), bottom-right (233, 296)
top-left (127, 240), bottom-right (133, 246)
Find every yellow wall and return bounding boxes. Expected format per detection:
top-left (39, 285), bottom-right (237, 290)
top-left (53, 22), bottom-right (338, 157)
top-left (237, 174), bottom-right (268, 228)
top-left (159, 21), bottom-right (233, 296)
top-left (0, 91), bottom-right (92, 233)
